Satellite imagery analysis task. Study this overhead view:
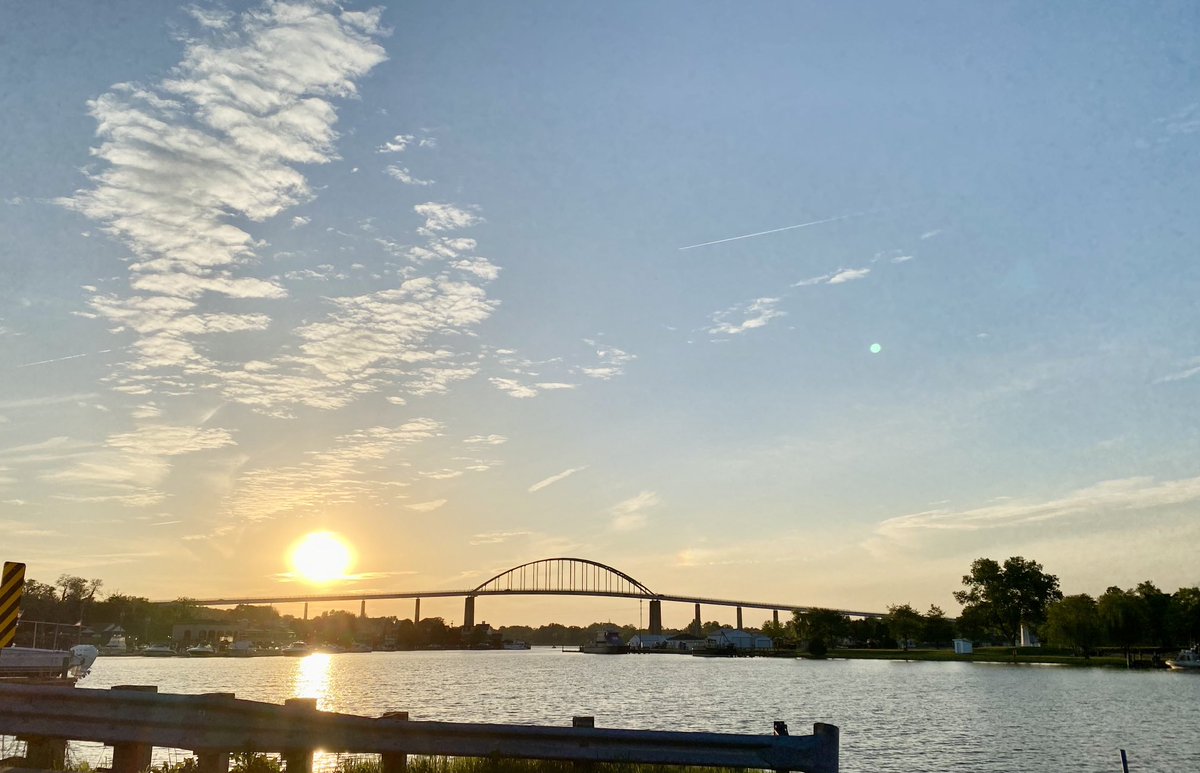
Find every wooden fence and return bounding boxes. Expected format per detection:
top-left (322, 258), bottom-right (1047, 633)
top-left (0, 684), bottom-right (838, 773)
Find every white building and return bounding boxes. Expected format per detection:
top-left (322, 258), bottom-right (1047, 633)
top-left (628, 634), bottom-right (669, 650)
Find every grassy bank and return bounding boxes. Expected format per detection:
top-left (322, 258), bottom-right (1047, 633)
top-left (819, 647), bottom-right (1130, 667)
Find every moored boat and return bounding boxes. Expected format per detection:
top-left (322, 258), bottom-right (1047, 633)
top-left (142, 643), bottom-right (175, 657)
top-left (1166, 648), bottom-right (1200, 670)
top-left (281, 641), bottom-right (311, 657)
top-left (580, 630), bottom-right (629, 655)
top-left (185, 643), bottom-right (216, 657)
top-left (502, 640), bottom-right (531, 650)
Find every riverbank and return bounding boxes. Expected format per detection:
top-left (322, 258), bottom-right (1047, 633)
top-left (818, 647), bottom-right (1134, 668)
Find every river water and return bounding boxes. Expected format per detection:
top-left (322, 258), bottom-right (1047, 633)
top-left (68, 649), bottom-right (1200, 772)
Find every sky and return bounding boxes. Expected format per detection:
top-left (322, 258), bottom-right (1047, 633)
top-left (1, 1), bottom-right (1199, 629)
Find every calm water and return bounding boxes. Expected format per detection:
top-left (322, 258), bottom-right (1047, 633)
top-left (70, 650), bottom-right (1200, 772)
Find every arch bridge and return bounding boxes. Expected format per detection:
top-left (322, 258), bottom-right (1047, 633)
top-left (171, 557), bottom-right (882, 634)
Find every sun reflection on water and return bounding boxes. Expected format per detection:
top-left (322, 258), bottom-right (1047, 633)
top-left (293, 653), bottom-right (332, 708)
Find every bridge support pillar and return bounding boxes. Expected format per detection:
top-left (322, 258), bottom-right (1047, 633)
top-left (414, 598), bottom-right (421, 623)
top-left (303, 602), bottom-right (308, 621)
top-left (648, 599), bottom-right (662, 635)
top-left (736, 606), bottom-right (743, 630)
top-left (773, 610), bottom-right (779, 626)
top-left (692, 603), bottom-right (702, 637)
top-left (463, 596), bottom-right (475, 629)
top-left (360, 599), bottom-right (366, 618)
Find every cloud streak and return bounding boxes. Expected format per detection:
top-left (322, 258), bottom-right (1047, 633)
top-left (528, 466), bottom-right (588, 493)
top-left (678, 212), bottom-right (862, 251)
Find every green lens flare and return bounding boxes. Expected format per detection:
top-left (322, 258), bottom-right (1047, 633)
top-left (870, 343), bottom-right (882, 354)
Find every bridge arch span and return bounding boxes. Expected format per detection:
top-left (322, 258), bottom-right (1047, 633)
top-left (471, 557), bottom-right (656, 598)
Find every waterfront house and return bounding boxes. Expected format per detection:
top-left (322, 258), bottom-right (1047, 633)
top-left (628, 634), bottom-right (668, 650)
top-left (707, 628), bottom-right (774, 651)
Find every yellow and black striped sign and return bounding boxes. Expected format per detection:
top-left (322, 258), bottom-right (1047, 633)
top-left (1, 561), bottom-right (26, 648)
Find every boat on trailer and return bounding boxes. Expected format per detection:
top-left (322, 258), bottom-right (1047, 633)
top-left (0, 645), bottom-right (98, 681)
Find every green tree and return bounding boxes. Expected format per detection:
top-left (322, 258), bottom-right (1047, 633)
top-left (1043, 594), bottom-right (1100, 657)
top-left (1098, 586), bottom-right (1147, 666)
top-left (792, 607), bottom-right (849, 651)
top-left (953, 556), bottom-right (1062, 652)
top-left (1168, 586), bottom-right (1200, 647)
top-left (886, 604), bottom-right (923, 650)
top-left (1134, 581), bottom-right (1171, 648)
top-left (760, 618), bottom-right (789, 640)
top-left (921, 605), bottom-right (956, 646)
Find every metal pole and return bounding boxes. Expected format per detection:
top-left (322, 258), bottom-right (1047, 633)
top-left (1120, 749), bottom-right (1129, 773)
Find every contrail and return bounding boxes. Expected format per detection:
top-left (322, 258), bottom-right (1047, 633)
top-left (16, 349), bottom-right (113, 368)
top-left (678, 212), bottom-right (862, 251)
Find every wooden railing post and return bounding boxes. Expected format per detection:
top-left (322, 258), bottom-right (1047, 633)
top-left (196, 693), bottom-right (236, 773)
top-left (20, 735), bottom-right (66, 769)
top-left (283, 698), bottom-right (318, 773)
top-left (110, 685), bottom-right (158, 773)
top-left (378, 711), bottom-right (409, 773)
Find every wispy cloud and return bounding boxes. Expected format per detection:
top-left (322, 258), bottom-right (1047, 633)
top-left (1155, 357), bottom-right (1200, 384)
top-left (406, 499), bottom-right (447, 512)
top-left (877, 475), bottom-right (1200, 537)
top-left (707, 297), bottom-right (784, 336)
top-left (610, 491), bottom-right (658, 531)
top-left (469, 531), bottom-right (530, 546)
top-left (828, 267), bottom-right (870, 284)
top-left (464, 434), bottom-right (508, 445)
top-left (377, 134), bottom-right (415, 153)
top-left (528, 466), bottom-right (588, 493)
top-left (385, 166), bottom-right (434, 186)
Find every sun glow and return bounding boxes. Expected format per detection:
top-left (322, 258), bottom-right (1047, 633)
top-left (289, 531), bottom-right (355, 584)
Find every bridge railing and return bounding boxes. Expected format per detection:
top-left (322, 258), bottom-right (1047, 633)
top-left (0, 683), bottom-right (839, 773)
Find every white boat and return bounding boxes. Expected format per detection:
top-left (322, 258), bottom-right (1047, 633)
top-left (281, 641), bottom-right (311, 657)
top-left (502, 640), bottom-right (531, 650)
top-left (185, 643), bottom-right (216, 657)
top-left (1166, 649), bottom-right (1200, 670)
top-left (0, 645), bottom-right (98, 680)
top-left (229, 640), bottom-right (257, 657)
top-left (142, 643), bottom-right (175, 657)
top-left (100, 634), bottom-right (128, 655)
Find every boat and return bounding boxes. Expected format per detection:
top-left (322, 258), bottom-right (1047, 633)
top-left (502, 640), bottom-right (531, 650)
top-left (281, 641), bottom-right (311, 657)
top-left (0, 645), bottom-right (98, 680)
top-left (1166, 648), bottom-right (1200, 670)
top-left (580, 630), bottom-right (629, 655)
top-left (185, 643), bottom-right (216, 657)
top-left (349, 642), bottom-right (372, 653)
top-left (142, 643), bottom-right (175, 657)
top-left (100, 634), bottom-right (128, 655)
top-left (229, 640), bottom-right (257, 657)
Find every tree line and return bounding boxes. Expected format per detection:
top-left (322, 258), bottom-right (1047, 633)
top-left (17, 559), bottom-right (1200, 657)
top-left (776, 556), bottom-right (1200, 659)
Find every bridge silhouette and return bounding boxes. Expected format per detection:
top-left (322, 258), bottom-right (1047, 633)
top-left (170, 557), bottom-right (883, 635)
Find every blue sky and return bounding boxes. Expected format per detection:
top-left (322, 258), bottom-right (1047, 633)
top-left (1, 1), bottom-right (1198, 627)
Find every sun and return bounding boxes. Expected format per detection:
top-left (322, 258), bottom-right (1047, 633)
top-left (289, 531), bottom-right (355, 584)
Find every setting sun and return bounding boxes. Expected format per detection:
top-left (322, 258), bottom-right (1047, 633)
top-left (289, 531), bottom-right (355, 584)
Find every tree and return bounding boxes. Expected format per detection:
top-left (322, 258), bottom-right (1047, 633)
top-left (1168, 586), bottom-right (1200, 647)
top-left (886, 604), bottom-right (923, 650)
top-left (922, 605), bottom-right (956, 646)
top-left (1043, 594), bottom-right (1100, 657)
top-left (792, 608), bottom-right (849, 645)
top-left (953, 556), bottom-right (1062, 651)
top-left (760, 618), bottom-right (789, 640)
top-left (1134, 581), bottom-right (1171, 648)
top-left (1098, 586), bottom-right (1147, 666)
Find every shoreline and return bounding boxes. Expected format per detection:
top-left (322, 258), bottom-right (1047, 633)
top-left (815, 647), bottom-right (1149, 669)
